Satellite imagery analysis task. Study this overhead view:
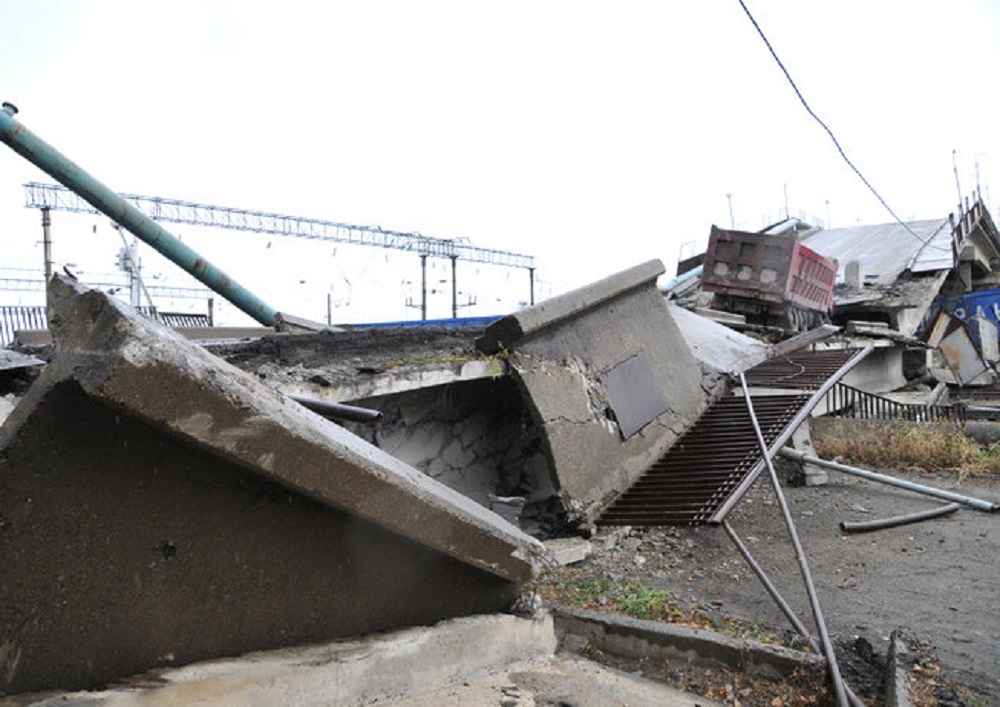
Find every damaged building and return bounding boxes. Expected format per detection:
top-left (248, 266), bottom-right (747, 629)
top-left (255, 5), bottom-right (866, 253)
top-left (671, 191), bottom-right (1000, 395)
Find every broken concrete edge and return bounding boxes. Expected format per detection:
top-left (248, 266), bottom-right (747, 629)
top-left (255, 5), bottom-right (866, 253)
top-left (551, 605), bottom-right (826, 682)
top-left (274, 358), bottom-right (500, 405)
top-left (11, 327), bottom-right (280, 348)
top-left (2, 276), bottom-right (546, 584)
top-left (885, 630), bottom-right (915, 707)
top-left (274, 311), bottom-right (339, 333)
top-left (10, 613), bottom-right (558, 706)
top-left (476, 259), bottom-right (666, 354)
top-left (0, 348), bottom-right (45, 371)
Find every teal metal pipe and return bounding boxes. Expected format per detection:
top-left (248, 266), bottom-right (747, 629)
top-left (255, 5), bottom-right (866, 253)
top-left (0, 102), bottom-right (278, 327)
top-left (661, 264), bottom-right (703, 293)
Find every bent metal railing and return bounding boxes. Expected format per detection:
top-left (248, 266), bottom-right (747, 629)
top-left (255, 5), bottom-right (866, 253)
top-left (824, 382), bottom-right (966, 423)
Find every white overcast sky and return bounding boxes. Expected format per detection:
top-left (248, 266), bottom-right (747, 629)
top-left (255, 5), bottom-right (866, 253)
top-left (2, 1), bottom-right (1000, 325)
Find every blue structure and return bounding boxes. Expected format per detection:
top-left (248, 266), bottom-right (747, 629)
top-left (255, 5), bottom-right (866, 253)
top-left (924, 288), bottom-right (1000, 349)
top-left (350, 315), bottom-right (502, 329)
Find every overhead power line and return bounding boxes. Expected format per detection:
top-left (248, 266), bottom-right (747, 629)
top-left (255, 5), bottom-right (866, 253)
top-left (736, 0), bottom-right (933, 246)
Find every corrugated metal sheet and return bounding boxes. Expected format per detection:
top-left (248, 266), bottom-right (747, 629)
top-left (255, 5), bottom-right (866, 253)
top-left (801, 218), bottom-right (952, 285)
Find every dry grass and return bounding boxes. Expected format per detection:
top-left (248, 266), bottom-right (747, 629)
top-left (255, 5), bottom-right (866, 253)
top-left (813, 420), bottom-right (1000, 477)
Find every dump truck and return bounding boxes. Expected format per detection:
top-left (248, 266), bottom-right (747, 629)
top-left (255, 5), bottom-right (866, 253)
top-left (701, 224), bottom-right (838, 331)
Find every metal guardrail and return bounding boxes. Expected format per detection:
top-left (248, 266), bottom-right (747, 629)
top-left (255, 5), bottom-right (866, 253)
top-left (1, 305), bottom-right (211, 346)
top-left (0, 306), bottom-right (47, 347)
top-left (824, 382), bottom-right (966, 422)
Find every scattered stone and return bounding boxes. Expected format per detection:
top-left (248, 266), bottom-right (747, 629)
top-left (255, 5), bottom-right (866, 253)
top-left (543, 537), bottom-right (593, 566)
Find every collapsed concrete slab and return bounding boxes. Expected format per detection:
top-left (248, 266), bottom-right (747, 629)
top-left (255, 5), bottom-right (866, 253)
top-left (477, 260), bottom-right (723, 522)
top-left (0, 275), bottom-right (544, 695)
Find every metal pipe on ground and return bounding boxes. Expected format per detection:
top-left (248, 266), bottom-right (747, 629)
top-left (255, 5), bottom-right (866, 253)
top-left (839, 503), bottom-right (961, 534)
top-left (0, 102), bottom-right (279, 327)
top-left (739, 372), bottom-right (850, 707)
top-left (778, 448), bottom-right (999, 513)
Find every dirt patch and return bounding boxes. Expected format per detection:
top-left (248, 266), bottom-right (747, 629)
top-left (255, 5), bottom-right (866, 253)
top-left (572, 467), bottom-right (1000, 704)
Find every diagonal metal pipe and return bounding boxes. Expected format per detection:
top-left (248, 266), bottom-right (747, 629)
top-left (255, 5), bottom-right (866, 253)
top-left (722, 519), bottom-right (866, 707)
top-left (0, 102), bottom-right (278, 327)
top-left (739, 371), bottom-right (850, 707)
top-left (779, 447), bottom-right (999, 513)
top-left (710, 345), bottom-right (873, 523)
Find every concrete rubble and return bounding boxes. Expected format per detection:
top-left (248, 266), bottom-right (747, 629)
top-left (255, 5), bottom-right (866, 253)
top-left (0, 252), bottom-right (981, 703)
top-left (0, 275), bottom-right (544, 695)
top-left (476, 259), bottom-right (725, 526)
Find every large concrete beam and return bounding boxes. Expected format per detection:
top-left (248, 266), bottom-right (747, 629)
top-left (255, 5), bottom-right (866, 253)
top-left (477, 261), bottom-right (720, 520)
top-left (0, 275), bottom-right (543, 694)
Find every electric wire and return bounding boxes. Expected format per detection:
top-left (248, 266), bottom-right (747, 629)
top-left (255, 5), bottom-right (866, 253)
top-left (737, 0), bottom-right (946, 250)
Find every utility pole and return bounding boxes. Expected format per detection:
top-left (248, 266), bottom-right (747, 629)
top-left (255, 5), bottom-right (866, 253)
top-left (41, 206), bottom-right (52, 282)
top-left (726, 193), bottom-right (734, 228)
top-left (953, 150), bottom-right (963, 210)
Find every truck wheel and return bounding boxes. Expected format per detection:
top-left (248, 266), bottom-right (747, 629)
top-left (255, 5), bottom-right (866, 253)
top-left (784, 307), bottom-right (801, 332)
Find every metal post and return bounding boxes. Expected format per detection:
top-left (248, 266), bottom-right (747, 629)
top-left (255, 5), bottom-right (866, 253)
top-left (419, 254), bottom-right (427, 321)
top-left (41, 207), bottom-right (52, 283)
top-left (529, 267), bottom-right (535, 306)
top-left (739, 372), bottom-right (849, 707)
top-left (723, 520), bottom-right (866, 707)
top-left (451, 255), bottom-right (458, 319)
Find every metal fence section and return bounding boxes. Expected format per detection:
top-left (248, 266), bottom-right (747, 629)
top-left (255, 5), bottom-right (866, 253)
top-left (1, 305), bottom-right (211, 346)
top-left (824, 382), bottom-right (966, 422)
top-left (0, 306), bottom-right (47, 346)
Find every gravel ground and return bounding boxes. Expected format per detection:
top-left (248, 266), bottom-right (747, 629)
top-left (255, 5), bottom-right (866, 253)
top-left (575, 466), bottom-right (1000, 704)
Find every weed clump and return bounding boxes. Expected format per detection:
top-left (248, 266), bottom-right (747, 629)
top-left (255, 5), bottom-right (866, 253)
top-left (813, 420), bottom-right (1000, 477)
top-left (530, 567), bottom-right (777, 642)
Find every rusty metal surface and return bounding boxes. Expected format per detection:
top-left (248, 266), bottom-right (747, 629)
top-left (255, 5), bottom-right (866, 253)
top-left (597, 347), bottom-right (871, 527)
top-left (596, 394), bottom-right (811, 526)
top-left (743, 348), bottom-right (865, 390)
top-left (701, 226), bottom-right (837, 313)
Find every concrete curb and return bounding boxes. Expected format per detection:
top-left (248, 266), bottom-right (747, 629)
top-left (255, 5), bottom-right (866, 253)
top-left (16, 614), bottom-right (558, 706)
top-left (885, 631), bottom-right (914, 707)
top-left (552, 605), bottom-right (826, 681)
top-left (476, 259), bottom-right (665, 354)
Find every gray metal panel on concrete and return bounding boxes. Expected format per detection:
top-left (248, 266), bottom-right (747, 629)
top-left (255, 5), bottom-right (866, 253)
top-left (801, 219), bottom-right (951, 284)
top-left (600, 352), bottom-right (671, 439)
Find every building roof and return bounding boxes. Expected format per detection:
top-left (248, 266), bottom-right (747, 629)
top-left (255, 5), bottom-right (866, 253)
top-left (801, 218), bottom-right (952, 286)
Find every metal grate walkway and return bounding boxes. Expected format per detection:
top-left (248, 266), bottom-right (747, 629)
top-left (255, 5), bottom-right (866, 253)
top-left (742, 348), bottom-right (862, 390)
top-left (597, 394), bottom-right (811, 526)
top-left (597, 347), bottom-right (870, 527)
